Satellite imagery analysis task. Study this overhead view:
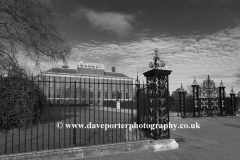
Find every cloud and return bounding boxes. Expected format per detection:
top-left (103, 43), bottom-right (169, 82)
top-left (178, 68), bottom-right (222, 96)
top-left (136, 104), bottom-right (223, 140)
top-left (68, 25), bottom-right (240, 93)
top-left (72, 8), bottom-right (135, 38)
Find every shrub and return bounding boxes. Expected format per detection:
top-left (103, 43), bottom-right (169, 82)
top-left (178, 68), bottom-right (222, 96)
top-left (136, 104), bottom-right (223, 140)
top-left (0, 76), bottom-right (47, 131)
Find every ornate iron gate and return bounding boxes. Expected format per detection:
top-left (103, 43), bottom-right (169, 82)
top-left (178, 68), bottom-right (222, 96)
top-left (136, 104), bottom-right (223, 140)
top-left (192, 75), bottom-right (226, 117)
top-left (178, 75), bottom-right (237, 118)
top-left (198, 75), bottom-right (219, 116)
top-left (200, 98), bottom-right (219, 116)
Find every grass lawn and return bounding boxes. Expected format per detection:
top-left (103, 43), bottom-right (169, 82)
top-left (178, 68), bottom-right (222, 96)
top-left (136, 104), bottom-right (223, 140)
top-left (0, 105), bottom-right (139, 155)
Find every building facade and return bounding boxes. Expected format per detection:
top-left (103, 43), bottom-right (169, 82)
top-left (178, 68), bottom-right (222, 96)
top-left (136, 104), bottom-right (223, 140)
top-left (39, 63), bottom-right (133, 105)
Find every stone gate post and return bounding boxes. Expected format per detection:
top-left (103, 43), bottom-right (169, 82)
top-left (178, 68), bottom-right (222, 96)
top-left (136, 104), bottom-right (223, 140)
top-left (218, 80), bottom-right (225, 116)
top-left (143, 49), bottom-right (172, 140)
top-left (192, 78), bottom-right (200, 117)
top-left (229, 87), bottom-right (236, 115)
top-left (178, 84), bottom-right (186, 118)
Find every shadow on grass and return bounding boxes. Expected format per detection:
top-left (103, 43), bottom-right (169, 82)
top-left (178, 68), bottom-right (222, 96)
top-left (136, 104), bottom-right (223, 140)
top-left (0, 104), bottom-right (137, 156)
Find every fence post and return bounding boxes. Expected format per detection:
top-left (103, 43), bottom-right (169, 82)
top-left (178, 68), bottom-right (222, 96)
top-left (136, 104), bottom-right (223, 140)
top-left (0, 75), bottom-right (2, 125)
top-left (136, 73), bottom-right (140, 124)
top-left (73, 81), bottom-right (77, 146)
top-left (143, 49), bottom-right (172, 140)
top-left (178, 84), bottom-right (186, 118)
top-left (191, 77), bottom-right (199, 117)
top-left (218, 80), bottom-right (225, 116)
top-left (229, 87), bottom-right (236, 116)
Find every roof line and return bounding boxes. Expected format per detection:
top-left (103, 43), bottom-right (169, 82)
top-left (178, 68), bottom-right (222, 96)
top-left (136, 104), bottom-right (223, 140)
top-left (43, 72), bottom-right (133, 79)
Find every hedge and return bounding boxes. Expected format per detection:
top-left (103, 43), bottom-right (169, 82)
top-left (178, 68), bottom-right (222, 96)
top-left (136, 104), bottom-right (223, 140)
top-left (0, 76), bottom-right (47, 131)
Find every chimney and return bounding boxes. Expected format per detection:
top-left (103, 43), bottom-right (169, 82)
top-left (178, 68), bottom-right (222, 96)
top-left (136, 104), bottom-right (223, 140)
top-left (112, 66), bottom-right (115, 72)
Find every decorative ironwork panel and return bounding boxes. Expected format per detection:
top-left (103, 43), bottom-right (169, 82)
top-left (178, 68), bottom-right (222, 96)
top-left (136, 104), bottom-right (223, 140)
top-left (147, 76), bottom-right (156, 128)
top-left (200, 98), bottom-right (219, 116)
top-left (146, 74), bottom-right (170, 139)
top-left (143, 49), bottom-right (172, 140)
top-left (200, 75), bottom-right (218, 98)
top-left (192, 76), bottom-right (225, 117)
top-left (200, 98), bottom-right (208, 116)
top-left (211, 99), bottom-right (219, 116)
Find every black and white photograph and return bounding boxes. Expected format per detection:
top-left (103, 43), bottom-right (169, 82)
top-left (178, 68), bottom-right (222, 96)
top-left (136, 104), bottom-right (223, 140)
top-left (0, 0), bottom-right (240, 159)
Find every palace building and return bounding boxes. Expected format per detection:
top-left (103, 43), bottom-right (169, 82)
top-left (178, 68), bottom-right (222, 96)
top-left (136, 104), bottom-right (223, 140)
top-left (39, 62), bottom-right (133, 105)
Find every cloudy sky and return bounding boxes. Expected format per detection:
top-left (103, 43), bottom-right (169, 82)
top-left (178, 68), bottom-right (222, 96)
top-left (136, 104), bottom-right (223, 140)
top-left (50, 0), bottom-right (240, 93)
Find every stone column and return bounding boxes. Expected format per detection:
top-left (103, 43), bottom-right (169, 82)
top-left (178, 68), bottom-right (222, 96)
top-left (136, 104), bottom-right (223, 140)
top-left (143, 49), bottom-right (172, 140)
top-left (178, 84), bottom-right (186, 118)
top-left (191, 78), bottom-right (200, 117)
top-left (229, 87), bottom-right (236, 115)
top-left (218, 80), bottom-right (225, 116)
top-left (143, 48), bottom-right (178, 151)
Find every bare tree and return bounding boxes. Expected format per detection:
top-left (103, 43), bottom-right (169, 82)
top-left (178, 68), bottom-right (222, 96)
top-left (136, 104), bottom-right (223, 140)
top-left (0, 0), bottom-right (70, 75)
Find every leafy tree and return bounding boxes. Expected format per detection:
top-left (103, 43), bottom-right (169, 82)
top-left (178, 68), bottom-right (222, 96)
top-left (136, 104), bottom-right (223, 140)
top-left (171, 87), bottom-right (190, 112)
top-left (0, 0), bottom-right (70, 75)
top-left (237, 91), bottom-right (240, 98)
top-left (186, 85), bottom-right (193, 96)
top-left (171, 88), bottom-right (186, 98)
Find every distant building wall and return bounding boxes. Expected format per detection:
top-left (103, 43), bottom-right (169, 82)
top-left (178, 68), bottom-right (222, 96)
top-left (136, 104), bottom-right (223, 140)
top-left (39, 63), bottom-right (133, 105)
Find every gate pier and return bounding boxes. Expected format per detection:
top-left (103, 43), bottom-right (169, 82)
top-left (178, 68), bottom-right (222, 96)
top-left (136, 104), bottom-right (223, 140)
top-left (143, 49), bottom-right (178, 151)
top-left (191, 78), bottom-right (200, 117)
top-left (178, 84), bottom-right (186, 118)
top-left (229, 87), bottom-right (236, 115)
top-left (218, 80), bottom-right (225, 116)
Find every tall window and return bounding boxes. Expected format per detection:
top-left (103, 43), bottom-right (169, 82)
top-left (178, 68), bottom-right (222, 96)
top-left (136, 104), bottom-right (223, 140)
top-left (98, 91), bottom-right (101, 99)
top-left (104, 84), bottom-right (108, 90)
top-left (57, 90), bottom-right (60, 98)
top-left (105, 92), bottom-right (108, 99)
top-left (112, 92), bottom-right (115, 99)
top-left (90, 84), bottom-right (94, 89)
top-left (82, 91), bottom-right (86, 98)
top-left (90, 100), bottom-right (93, 105)
top-left (66, 90), bottom-right (69, 98)
top-left (112, 85), bottom-right (116, 91)
top-left (90, 91), bottom-right (93, 98)
top-left (81, 83), bottom-right (85, 89)
top-left (125, 83), bottom-right (129, 90)
top-left (66, 82), bottom-right (70, 88)
top-left (126, 93), bottom-right (129, 99)
top-left (49, 91), bottom-right (52, 97)
top-left (49, 78), bottom-right (53, 87)
top-left (75, 82), bottom-right (78, 88)
top-left (82, 100), bottom-right (86, 104)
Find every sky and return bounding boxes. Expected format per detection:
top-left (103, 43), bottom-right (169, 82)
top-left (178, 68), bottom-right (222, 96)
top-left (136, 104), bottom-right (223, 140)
top-left (49, 0), bottom-right (240, 94)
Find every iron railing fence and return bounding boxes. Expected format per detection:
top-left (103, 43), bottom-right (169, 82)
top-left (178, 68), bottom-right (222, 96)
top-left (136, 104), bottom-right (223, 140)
top-left (0, 74), bottom-right (148, 155)
top-left (170, 96), bottom-right (239, 117)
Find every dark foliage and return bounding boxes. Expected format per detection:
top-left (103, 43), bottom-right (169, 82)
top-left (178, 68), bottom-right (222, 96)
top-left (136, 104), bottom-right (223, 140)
top-left (0, 76), bottom-right (47, 131)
